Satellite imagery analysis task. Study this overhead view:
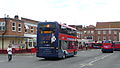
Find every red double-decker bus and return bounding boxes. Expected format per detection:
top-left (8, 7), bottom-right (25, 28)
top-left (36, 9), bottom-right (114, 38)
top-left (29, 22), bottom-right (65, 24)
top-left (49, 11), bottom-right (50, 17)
top-left (36, 22), bottom-right (78, 59)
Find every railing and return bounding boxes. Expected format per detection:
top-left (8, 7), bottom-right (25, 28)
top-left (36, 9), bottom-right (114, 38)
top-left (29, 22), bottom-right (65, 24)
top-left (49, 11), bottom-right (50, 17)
top-left (0, 48), bottom-right (36, 54)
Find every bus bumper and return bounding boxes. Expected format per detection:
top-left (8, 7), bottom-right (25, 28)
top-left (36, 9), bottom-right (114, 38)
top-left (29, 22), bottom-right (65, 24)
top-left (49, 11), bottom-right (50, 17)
top-left (101, 48), bottom-right (113, 53)
top-left (36, 52), bottom-right (59, 58)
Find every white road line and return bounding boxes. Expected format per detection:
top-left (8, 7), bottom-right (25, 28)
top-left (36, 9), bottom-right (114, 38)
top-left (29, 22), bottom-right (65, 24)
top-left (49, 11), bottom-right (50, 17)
top-left (91, 50), bottom-right (95, 51)
top-left (80, 53), bottom-right (113, 68)
top-left (80, 64), bottom-right (93, 67)
top-left (0, 60), bottom-right (5, 62)
top-left (81, 51), bottom-right (85, 52)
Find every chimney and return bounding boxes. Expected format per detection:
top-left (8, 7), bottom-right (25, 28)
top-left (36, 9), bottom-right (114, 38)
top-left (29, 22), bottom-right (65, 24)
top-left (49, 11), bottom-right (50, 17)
top-left (14, 15), bottom-right (19, 19)
top-left (7, 15), bottom-right (10, 18)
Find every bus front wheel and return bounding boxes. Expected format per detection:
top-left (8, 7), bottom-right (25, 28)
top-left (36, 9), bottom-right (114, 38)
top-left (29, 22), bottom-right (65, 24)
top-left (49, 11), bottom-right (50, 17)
top-left (62, 52), bottom-right (66, 59)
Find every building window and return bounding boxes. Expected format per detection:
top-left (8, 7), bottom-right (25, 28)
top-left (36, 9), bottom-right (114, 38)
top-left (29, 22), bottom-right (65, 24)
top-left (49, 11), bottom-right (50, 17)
top-left (80, 32), bottom-right (83, 34)
top-left (91, 31), bottom-right (94, 34)
top-left (84, 31), bottom-right (87, 34)
top-left (109, 31), bottom-right (111, 34)
top-left (87, 36), bottom-right (92, 39)
top-left (91, 36), bottom-right (93, 39)
top-left (12, 22), bottom-right (16, 31)
top-left (84, 36), bottom-right (86, 39)
top-left (28, 39), bottom-right (33, 47)
top-left (25, 29), bottom-right (28, 33)
top-left (29, 42), bottom-right (32, 47)
top-left (98, 36), bottom-right (101, 41)
top-left (30, 26), bottom-right (34, 33)
top-left (103, 31), bottom-right (106, 34)
top-left (18, 23), bottom-right (22, 32)
top-left (98, 31), bottom-right (101, 34)
top-left (114, 31), bottom-right (117, 34)
top-left (0, 22), bottom-right (5, 31)
top-left (87, 31), bottom-right (90, 34)
top-left (24, 25), bottom-right (29, 33)
top-left (103, 36), bottom-right (106, 40)
top-left (108, 36), bottom-right (111, 40)
top-left (114, 36), bottom-right (117, 41)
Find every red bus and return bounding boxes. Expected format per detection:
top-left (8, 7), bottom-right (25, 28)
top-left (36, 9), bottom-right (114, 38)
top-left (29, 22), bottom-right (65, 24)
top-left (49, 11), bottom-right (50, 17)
top-left (36, 22), bottom-right (78, 59)
top-left (101, 41), bottom-right (114, 53)
top-left (113, 41), bottom-right (120, 51)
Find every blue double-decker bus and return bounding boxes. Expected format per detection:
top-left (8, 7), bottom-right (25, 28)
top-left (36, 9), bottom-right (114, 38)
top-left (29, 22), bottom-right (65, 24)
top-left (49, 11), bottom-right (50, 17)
top-left (36, 22), bottom-right (78, 59)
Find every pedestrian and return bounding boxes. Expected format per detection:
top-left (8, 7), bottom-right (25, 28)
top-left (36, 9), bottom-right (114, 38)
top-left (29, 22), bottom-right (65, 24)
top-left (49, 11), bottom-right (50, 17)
top-left (7, 44), bottom-right (13, 62)
top-left (102, 39), bottom-right (106, 43)
top-left (85, 43), bottom-right (88, 50)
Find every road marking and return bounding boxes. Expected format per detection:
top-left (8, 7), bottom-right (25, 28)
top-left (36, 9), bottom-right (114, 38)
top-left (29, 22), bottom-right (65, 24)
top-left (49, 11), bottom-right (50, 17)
top-left (0, 60), bottom-right (5, 62)
top-left (81, 51), bottom-right (85, 52)
top-left (80, 53), bottom-right (113, 68)
top-left (80, 63), bottom-right (93, 67)
top-left (91, 50), bottom-right (95, 51)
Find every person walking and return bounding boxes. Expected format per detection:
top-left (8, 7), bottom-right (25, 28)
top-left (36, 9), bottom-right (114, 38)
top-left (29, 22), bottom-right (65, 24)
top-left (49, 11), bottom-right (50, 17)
top-left (85, 43), bottom-right (88, 50)
top-left (7, 44), bottom-right (13, 62)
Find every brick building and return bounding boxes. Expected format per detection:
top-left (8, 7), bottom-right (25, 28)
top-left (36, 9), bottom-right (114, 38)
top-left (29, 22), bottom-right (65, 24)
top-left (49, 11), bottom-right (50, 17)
top-left (70, 25), bottom-right (95, 40)
top-left (0, 15), bottom-right (39, 50)
top-left (70, 21), bottom-right (120, 42)
top-left (81, 25), bottom-right (95, 40)
top-left (95, 22), bottom-right (120, 41)
top-left (21, 17), bottom-right (38, 49)
top-left (71, 22), bottom-right (120, 42)
top-left (1, 15), bottom-right (120, 51)
top-left (69, 25), bottom-right (82, 39)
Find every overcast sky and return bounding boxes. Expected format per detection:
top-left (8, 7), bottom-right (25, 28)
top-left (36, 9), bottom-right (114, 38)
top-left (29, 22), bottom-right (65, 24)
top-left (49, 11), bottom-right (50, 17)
top-left (0, 0), bottom-right (120, 25)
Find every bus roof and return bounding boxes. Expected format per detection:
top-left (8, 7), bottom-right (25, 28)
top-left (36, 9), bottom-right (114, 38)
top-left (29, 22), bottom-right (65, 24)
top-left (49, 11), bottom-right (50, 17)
top-left (38, 22), bottom-right (77, 30)
top-left (60, 24), bottom-right (77, 30)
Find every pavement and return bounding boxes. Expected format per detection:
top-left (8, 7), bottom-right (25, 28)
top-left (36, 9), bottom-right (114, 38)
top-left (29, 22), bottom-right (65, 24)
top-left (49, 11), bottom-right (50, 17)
top-left (0, 53), bottom-right (36, 56)
top-left (0, 48), bottom-right (90, 56)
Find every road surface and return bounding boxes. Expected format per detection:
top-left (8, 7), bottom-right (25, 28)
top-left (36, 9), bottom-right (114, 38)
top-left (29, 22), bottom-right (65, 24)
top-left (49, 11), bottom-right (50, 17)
top-left (0, 49), bottom-right (120, 68)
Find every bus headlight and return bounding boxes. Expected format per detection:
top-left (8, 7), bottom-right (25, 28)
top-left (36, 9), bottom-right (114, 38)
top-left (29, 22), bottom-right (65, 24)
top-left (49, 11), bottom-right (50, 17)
top-left (56, 48), bottom-right (58, 52)
top-left (56, 47), bottom-right (58, 49)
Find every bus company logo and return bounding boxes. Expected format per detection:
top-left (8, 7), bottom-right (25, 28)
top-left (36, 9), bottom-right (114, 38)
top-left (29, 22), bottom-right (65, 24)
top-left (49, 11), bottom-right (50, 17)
top-left (45, 44), bottom-right (50, 46)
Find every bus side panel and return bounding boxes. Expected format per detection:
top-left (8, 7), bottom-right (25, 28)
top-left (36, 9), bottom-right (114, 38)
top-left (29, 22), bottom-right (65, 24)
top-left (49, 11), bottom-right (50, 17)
top-left (114, 44), bottom-right (120, 51)
top-left (58, 33), bottom-right (78, 57)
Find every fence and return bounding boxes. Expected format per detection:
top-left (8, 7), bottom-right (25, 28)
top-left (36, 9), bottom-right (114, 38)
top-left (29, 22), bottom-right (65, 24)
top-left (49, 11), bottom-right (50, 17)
top-left (0, 48), bottom-right (36, 54)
